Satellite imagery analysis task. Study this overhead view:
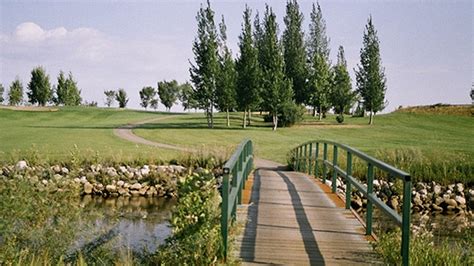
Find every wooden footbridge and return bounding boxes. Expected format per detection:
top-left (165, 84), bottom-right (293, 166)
top-left (221, 140), bottom-right (412, 265)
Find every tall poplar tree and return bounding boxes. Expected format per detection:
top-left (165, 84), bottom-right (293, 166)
top-left (331, 46), bottom-right (354, 122)
top-left (8, 78), bottom-right (23, 106)
top-left (27, 66), bottom-right (52, 106)
top-left (236, 6), bottom-right (261, 128)
top-left (283, 0), bottom-right (307, 105)
top-left (355, 16), bottom-right (387, 125)
top-left (139, 86), bottom-right (156, 110)
top-left (307, 2), bottom-right (331, 119)
top-left (189, 0), bottom-right (219, 128)
top-left (260, 5), bottom-right (293, 131)
top-left (0, 83), bottom-right (4, 104)
top-left (216, 16), bottom-right (237, 127)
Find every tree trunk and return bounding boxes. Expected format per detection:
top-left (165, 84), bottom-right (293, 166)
top-left (312, 106), bottom-right (317, 117)
top-left (242, 110), bottom-right (247, 128)
top-left (369, 111), bottom-right (374, 125)
top-left (272, 114), bottom-right (278, 131)
top-left (210, 105), bottom-right (214, 128)
top-left (226, 108), bottom-right (230, 127)
top-left (206, 108), bottom-right (211, 128)
top-left (318, 105), bottom-right (322, 121)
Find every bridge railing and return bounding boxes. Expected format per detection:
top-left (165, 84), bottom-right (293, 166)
top-left (221, 139), bottom-right (253, 260)
top-left (290, 140), bottom-right (411, 266)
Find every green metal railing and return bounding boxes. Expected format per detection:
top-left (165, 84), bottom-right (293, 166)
top-left (291, 140), bottom-right (412, 266)
top-left (221, 139), bottom-right (253, 260)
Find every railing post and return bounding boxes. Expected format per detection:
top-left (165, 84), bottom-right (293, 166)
top-left (366, 163), bottom-right (374, 236)
top-left (345, 152), bottom-right (352, 210)
top-left (322, 143), bottom-right (328, 184)
top-left (238, 154), bottom-right (243, 204)
top-left (401, 177), bottom-right (412, 266)
top-left (314, 143), bottom-right (319, 177)
top-left (298, 146), bottom-right (303, 171)
top-left (332, 145), bottom-right (338, 193)
top-left (303, 144), bottom-right (308, 173)
top-left (221, 168), bottom-right (230, 259)
top-left (308, 143), bottom-right (313, 175)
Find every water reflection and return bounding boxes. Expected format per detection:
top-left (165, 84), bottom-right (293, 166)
top-left (75, 196), bottom-right (176, 255)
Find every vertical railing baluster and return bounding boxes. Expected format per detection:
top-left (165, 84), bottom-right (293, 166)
top-left (345, 152), bottom-right (352, 210)
top-left (366, 163), bottom-right (374, 235)
top-left (221, 168), bottom-right (230, 259)
top-left (332, 145), bottom-right (338, 193)
top-left (308, 143), bottom-right (313, 175)
top-left (323, 143), bottom-right (328, 184)
top-left (314, 143), bottom-right (319, 177)
top-left (303, 144), bottom-right (308, 173)
top-left (401, 177), bottom-right (412, 266)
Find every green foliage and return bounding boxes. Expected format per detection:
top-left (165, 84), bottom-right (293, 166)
top-left (27, 66), bottom-right (52, 106)
top-left (157, 80), bottom-right (179, 111)
top-left (139, 86), bottom-right (157, 110)
top-left (307, 2), bottom-right (330, 62)
top-left (103, 90), bottom-right (116, 107)
top-left (259, 5), bottom-right (294, 130)
top-left (155, 171), bottom-right (222, 264)
top-left (331, 46), bottom-right (355, 121)
top-left (0, 83), bottom-right (4, 103)
top-left (178, 82), bottom-right (198, 111)
top-left (235, 6), bottom-right (261, 128)
top-left (265, 101), bottom-right (305, 128)
top-left (216, 16), bottom-right (237, 127)
top-left (283, 0), bottom-right (307, 105)
top-left (355, 16), bottom-right (387, 125)
top-left (115, 88), bottom-right (129, 108)
top-left (8, 77), bottom-right (24, 106)
top-left (189, 0), bottom-right (220, 128)
top-left (374, 229), bottom-right (473, 265)
top-left (54, 71), bottom-right (82, 106)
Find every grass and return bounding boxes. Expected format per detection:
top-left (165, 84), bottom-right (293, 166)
top-left (0, 106), bottom-right (181, 163)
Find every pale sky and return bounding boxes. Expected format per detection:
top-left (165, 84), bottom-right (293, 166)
top-left (0, 0), bottom-right (472, 112)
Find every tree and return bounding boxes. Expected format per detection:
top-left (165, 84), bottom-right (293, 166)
top-left (355, 16), bottom-right (387, 125)
top-left (27, 66), bottom-right (52, 106)
top-left (259, 5), bottom-right (293, 131)
top-left (54, 71), bottom-right (82, 106)
top-left (331, 46), bottom-right (355, 123)
top-left (306, 2), bottom-right (332, 119)
top-left (236, 7), bottom-right (261, 128)
top-left (157, 80), bottom-right (179, 112)
top-left (283, 0), bottom-right (307, 105)
top-left (115, 89), bottom-right (129, 108)
top-left (8, 78), bottom-right (23, 106)
top-left (139, 86), bottom-right (156, 110)
top-left (216, 16), bottom-right (237, 127)
top-left (189, 0), bottom-right (219, 128)
top-left (104, 90), bottom-right (116, 107)
top-left (150, 98), bottom-right (159, 111)
top-left (178, 82), bottom-right (198, 111)
top-left (0, 83), bottom-right (4, 104)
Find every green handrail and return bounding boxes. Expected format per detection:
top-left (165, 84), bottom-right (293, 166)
top-left (290, 140), bottom-right (411, 266)
top-left (221, 139), bottom-right (253, 260)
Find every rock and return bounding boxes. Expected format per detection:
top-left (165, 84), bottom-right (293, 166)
top-left (434, 196), bottom-right (444, 206)
top-left (130, 183), bottom-right (142, 190)
top-left (157, 165), bottom-right (168, 173)
top-left (61, 167), bottom-right (69, 174)
top-left (390, 197), bottom-right (399, 211)
top-left (119, 166), bottom-right (127, 173)
top-left (42, 179), bottom-right (48, 185)
top-left (84, 182), bottom-right (93, 194)
top-left (432, 204), bottom-right (443, 212)
top-left (74, 177), bottom-right (81, 183)
top-left (468, 189), bottom-right (474, 198)
top-left (15, 161), bottom-right (28, 171)
top-left (126, 172), bottom-right (134, 179)
top-left (118, 187), bottom-right (129, 195)
top-left (106, 168), bottom-right (118, 177)
top-left (80, 176), bottom-right (87, 184)
top-left (171, 165), bottom-right (186, 174)
top-left (147, 186), bottom-right (157, 196)
top-left (413, 194), bottom-right (423, 206)
top-left (139, 187), bottom-right (148, 196)
top-left (106, 185), bottom-right (117, 193)
top-left (52, 165), bottom-right (61, 173)
top-left (455, 195), bottom-right (466, 205)
top-left (140, 167), bottom-right (150, 176)
top-left (130, 190), bottom-right (140, 197)
top-left (456, 183), bottom-right (464, 193)
top-left (419, 188), bottom-right (428, 195)
top-left (445, 198), bottom-right (458, 207)
top-left (53, 174), bottom-right (62, 181)
top-left (351, 196), bottom-right (363, 210)
top-left (117, 180), bottom-right (125, 187)
top-left (433, 184), bottom-right (442, 195)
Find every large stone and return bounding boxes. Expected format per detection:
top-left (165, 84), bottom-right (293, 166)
top-left (434, 196), bottom-right (444, 206)
top-left (139, 186), bottom-right (148, 196)
top-left (61, 167), bottom-right (69, 174)
top-left (130, 190), bottom-right (140, 197)
top-left (171, 165), bottom-right (186, 174)
top-left (106, 168), bottom-right (118, 177)
top-left (119, 166), bottom-right (127, 173)
top-left (445, 198), bottom-right (458, 207)
top-left (130, 183), bottom-right (142, 190)
top-left (15, 161), bottom-right (27, 171)
top-left (106, 184), bottom-right (117, 193)
top-left (140, 167), bottom-right (150, 176)
top-left (117, 180), bottom-right (125, 187)
top-left (455, 195), bottom-right (466, 205)
top-left (456, 183), bottom-right (464, 193)
top-left (433, 185), bottom-right (442, 195)
top-left (84, 182), bottom-right (93, 194)
top-left (147, 186), bottom-right (157, 196)
top-left (52, 165), bottom-right (61, 173)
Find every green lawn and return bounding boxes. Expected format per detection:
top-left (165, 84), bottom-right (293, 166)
top-left (0, 107), bottom-right (180, 163)
top-left (134, 111), bottom-right (474, 164)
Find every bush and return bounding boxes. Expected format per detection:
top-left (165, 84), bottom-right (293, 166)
top-left (263, 102), bottom-right (305, 128)
top-left (336, 114), bottom-right (344, 123)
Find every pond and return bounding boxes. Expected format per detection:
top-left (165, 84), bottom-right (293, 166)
top-left (68, 196), bottom-right (176, 259)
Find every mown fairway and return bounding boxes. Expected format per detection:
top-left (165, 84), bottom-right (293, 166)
top-left (134, 111), bottom-right (474, 163)
top-left (0, 107), bottom-right (180, 162)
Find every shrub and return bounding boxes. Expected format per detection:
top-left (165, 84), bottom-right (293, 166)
top-left (336, 114), bottom-right (344, 123)
top-left (264, 102), bottom-right (305, 127)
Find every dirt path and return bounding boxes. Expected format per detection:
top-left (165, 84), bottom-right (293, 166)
top-left (113, 116), bottom-right (195, 152)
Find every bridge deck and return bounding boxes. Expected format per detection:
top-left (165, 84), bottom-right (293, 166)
top-left (235, 159), bottom-right (381, 265)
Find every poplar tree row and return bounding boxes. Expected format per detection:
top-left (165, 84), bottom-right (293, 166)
top-left (0, 67), bottom-right (82, 107)
top-left (189, 0), bottom-right (387, 128)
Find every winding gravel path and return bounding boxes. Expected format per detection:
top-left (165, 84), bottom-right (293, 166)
top-left (113, 116), bottom-right (195, 152)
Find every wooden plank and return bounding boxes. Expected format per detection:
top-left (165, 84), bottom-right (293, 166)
top-left (233, 160), bottom-right (381, 265)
